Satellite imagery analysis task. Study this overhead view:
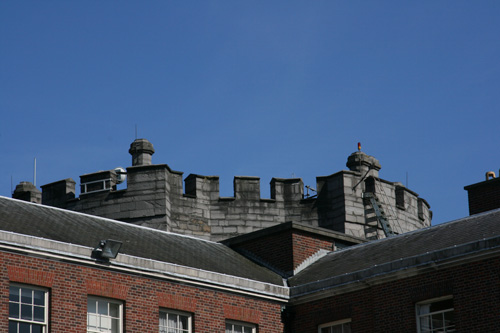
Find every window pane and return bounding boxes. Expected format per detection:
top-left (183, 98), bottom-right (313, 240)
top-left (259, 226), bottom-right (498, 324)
top-left (431, 313), bottom-right (444, 329)
top-left (429, 299), bottom-right (453, 313)
top-left (98, 300), bottom-right (108, 315)
top-left (19, 322), bottom-right (30, 333)
top-left (179, 315), bottom-right (188, 329)
top-left (111, 318), bottom-right (120, 331)
top-left (21, 304), bottom-right (32, 320)
top-left (443, 310), bottom-right (455, 328)
top-left (33, 290), bottom-right (45, 306)
top-left (168, 314), bottom-right (177, 328)
top-left (9, 321), bottom-right (18, 333)
top-left (88, 299), bottom-right (96, 313)
top-left (101, 316), bottom-right (111, 330)
top-left (34, 306), bottom-right (45, 322)
top-left (160, 311), bottom-right (167, 329)
top-left (21, 289), bottom-right (32, 304)
top-left (420, 317), bottom-right (431, 331)
top-left (10, 287), bottom-right (19, 302)
top-left (32, 324), bottom-right (43, 333)
top-left (109, 303), bottom-right (120, 318)
top-left (9, 302), bottom-right (19, 318)
top-left (88, 314), bottom-right (98, 328)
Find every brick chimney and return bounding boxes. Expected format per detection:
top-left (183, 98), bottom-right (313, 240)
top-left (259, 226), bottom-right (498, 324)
top-left (464, 171), bottom-right (500, 215)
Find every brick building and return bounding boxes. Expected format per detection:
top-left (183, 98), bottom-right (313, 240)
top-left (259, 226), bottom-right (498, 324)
top-left (2, 189), bottom-right (500, 332)
top-left (1, 196), bottom-right (287, 332)
top-left (14, 139), bottom-right (431, 242)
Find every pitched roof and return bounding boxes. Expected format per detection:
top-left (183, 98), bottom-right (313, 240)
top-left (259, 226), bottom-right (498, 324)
top-left (0, 196), bottom-right (283, 286)
top-left (289, 208), bottom-right (500, 288)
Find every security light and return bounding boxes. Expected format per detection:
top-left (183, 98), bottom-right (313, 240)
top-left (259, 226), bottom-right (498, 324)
top-left (91, 239), bottom-right (122, 262)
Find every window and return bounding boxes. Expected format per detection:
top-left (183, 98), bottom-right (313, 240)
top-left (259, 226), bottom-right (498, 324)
top-left (225, 320), bottom-right (256, 333)
top-left (159, 309), bottom-right (192, 333)
top-left (9, 284), bottom-right (49, 333)
top-left (318, 319), bottom-right (351, 333)
top-left (416, 296), bottom-right (456, 332)
top-left (87, 297), bottom-right (123, 333)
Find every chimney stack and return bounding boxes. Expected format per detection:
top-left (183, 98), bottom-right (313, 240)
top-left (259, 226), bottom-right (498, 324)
top-left (12, 181), bottom-right (42, 204)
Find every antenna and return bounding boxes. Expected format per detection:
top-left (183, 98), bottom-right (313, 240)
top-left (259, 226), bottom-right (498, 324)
top-left (34, 158), bottom-right (37, 186)
top-left (135, 124), bottom-right (138, 140)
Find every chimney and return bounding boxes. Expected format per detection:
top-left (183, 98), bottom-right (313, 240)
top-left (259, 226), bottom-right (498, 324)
top-left (464, 170), bottom-right (500, 215)
top-left (129, 139), bottom-right (155, 166)
top-left (12, 181), bottom-right (42, 204)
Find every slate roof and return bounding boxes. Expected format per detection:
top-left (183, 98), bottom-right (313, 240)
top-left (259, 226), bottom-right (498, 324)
top-left (0, 196), bottom-right (284, 286)
top-left (289, 208), bottom-right (500, 287)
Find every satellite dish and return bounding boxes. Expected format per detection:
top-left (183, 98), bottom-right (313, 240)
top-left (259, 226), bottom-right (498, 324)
top-left (114, 167), bottom-right (127, 184)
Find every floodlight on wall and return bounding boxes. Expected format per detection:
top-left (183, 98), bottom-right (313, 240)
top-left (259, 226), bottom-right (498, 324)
top-left (91, 239), bottom-right (122, 262)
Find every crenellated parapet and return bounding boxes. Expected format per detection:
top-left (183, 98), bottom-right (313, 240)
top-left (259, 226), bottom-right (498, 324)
top-left (27, 139), bottom-right (432, 241)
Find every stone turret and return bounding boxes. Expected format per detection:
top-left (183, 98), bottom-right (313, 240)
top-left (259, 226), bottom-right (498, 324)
top-left (129, 139), bottom-right (155, 166)
top-left (346, 151), bottom-right (381, 178)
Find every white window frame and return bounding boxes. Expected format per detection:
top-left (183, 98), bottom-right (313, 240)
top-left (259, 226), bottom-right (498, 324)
top-left (318, 318), bottom-right (351, 333)
top-left (87, 296), bottom-right (123, 333)
top-left (416, 296), bottom-right (456, 333)
top-left (9, 284), bottom-right (49, 333)
top-left (159, 308), bottom-right (192, 333)
top-left (225, 319), bottom-right (257, 333)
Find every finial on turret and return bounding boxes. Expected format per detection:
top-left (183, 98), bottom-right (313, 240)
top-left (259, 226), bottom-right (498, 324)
top-left (358, 142), bottom-right (361, 151)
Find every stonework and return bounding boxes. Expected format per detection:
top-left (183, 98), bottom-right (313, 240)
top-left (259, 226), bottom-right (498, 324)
top-left (35, 139), bottom-right (431, 241)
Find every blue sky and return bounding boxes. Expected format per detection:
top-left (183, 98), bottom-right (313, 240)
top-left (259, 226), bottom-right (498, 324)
top-left (1, 1), bottom-right (499, 225)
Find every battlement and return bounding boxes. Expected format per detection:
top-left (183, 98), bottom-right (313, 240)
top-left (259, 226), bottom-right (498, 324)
top-left (19, 139), bottom-right (432, 241)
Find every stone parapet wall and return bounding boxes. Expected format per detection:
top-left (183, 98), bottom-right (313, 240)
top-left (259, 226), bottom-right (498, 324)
top-left (39, 162), bottom-right (431, 241)
top-left (34, 140), bottom-right (431, 241)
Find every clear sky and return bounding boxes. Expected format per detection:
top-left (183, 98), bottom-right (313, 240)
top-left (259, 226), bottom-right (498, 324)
top-left (1, 1), bottom-right (499, 225)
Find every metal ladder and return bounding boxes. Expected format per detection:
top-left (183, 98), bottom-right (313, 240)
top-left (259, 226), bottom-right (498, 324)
top-left (364, 192), bottom-right (395, 237)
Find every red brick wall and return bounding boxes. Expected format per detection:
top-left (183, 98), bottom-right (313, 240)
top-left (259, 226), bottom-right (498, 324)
top-left (231, 229), bottom-right (334, 274)
top-left (0, 253), bottom-right (284, 332)
top-left (290, 256), bottom-right (500, 332)
top-left (291, 232), bottom-right (333, 270)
